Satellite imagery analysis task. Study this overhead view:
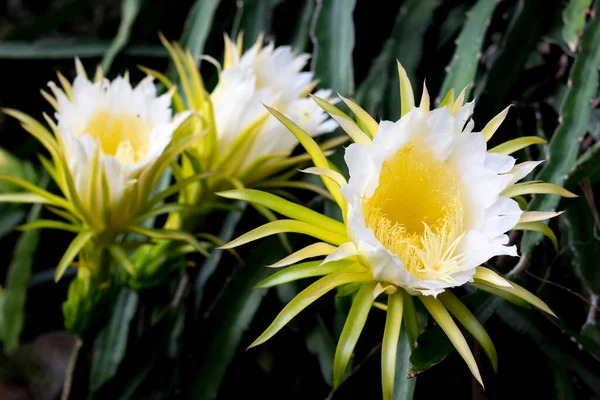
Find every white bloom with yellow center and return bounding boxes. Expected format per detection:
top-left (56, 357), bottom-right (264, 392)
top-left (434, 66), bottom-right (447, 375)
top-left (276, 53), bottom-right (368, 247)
top-left (49, 73), bottom-right (181, 218)
top-left (0, 61), bottom-right (204, 282)
top-left (342, 103), bottom-right (524, 296)
top-left (210, 37), bottom-right (337, 168)
top-left (217, 62), bottom-right (574, 398)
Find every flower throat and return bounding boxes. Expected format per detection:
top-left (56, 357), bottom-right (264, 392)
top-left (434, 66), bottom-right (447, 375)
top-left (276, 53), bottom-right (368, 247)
top-left (84, 111), bottom-right (151, 166)
top-left (362, 142), bottom-right (466, 282)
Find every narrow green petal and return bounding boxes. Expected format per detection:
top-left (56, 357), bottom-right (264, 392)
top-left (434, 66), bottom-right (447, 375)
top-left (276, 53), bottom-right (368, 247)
top-left (0, 192), bottom-right (52, 204)
top-left (249, 269), bottom-right (371, 348)
top-left (255, 259), bottom-right (353, 288)
top-left (438, 88), bottom-right (455, 109)
top-left (54, 231), bottom-right (94, 282)
top-left (482, 106), bottom-right (510, 141)
top-left (439, 291), bottom-right (498, 373)
top-left (518, 211), bottom-right (564, 223)
top-left (306, 269), bottom-right (373, 299)
top-left (338, 94), bottom-right (378, 136)
top-left (402, 291), bottom-right (419, 350)
top-left (334, 282), bottom-right (377, 390)
top-left (310, 94), bottom-right (372, 144)
top-left (473, 266), bottom-right (512, 288)
top-left (419, 81), bottom-right (430, 112)
top-left (107, 245), bottom-right (137, 279)
top-left (474, 278), bottom-right (556, 318)
top-left (216, 189), bottom-right (347, 236)
top-left (18, 219), bottom-right (82, 233)
top-left (147, 171), bottom-right (217, 207)
top-left (254, 180), bottom-right (334, 200)
top-left (267, 242), bottom-right (337, 268)
top-left (397, 61), bottom-right (414, 116)
top-left (469, 282), bottom-right (531, 308)
top-left (451, 86), bottom-right (468, 114)
top-left (419, 295), bottom-right (483, 387)
top-left (488, 136), bottom-right (547, 154)
top-left (300, 167), bottom-right (347, 187)
top-left (264, 105), bottom-right (347, 213)
top-left (382, 291), bottom-right (404, 400)
top-left (0, 175), bottom-right (70, 209)
top-left (221, 220), bottom-right (349, 249)
top-left (501, 182), bottom-right (578, 198)
top-left (512, 221), bottom-right (559, 251)
top-left (128, 226), bottom-right (210, 256)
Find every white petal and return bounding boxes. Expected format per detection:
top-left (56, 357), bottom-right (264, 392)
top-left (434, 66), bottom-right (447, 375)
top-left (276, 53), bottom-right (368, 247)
top-left (480, 197), bottom-right (523, 239)
top-left (505, 160), bottom-right (544, 186)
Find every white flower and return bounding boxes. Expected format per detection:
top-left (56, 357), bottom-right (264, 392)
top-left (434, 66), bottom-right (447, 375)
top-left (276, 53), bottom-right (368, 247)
top-left (48, 71), bottom-right (185, 228)
top-left (210, 38), bottom-right (337, 169)
top-left (341, 104), bottom-right (524, 296)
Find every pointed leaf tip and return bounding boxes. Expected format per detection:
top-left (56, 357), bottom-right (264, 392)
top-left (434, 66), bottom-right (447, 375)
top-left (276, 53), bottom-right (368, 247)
top-left (396, 60), bottom-right (415, 117)
top-left (420, 295), bottom-right (484, 387)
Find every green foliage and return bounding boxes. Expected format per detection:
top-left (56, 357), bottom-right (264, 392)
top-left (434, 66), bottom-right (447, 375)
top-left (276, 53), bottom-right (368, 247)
top-left (355, 0), bottom-right (437, 120)
top-left (89, 288), bottom-right (139, 393)
top-left (521, 0), bottom-right (600, 256)
top-left (0, 203), bottom-right (42, 351)
top-left (311, 0), bottom-right (356, 95)
top-left (438, 0), bottom-right (499, 101)
top-left (100, 0), bottom-right (142, 73)
top-left (562, 0), bottom-right (592, 51)
top-left (186, 237), bottom-right (286, 400)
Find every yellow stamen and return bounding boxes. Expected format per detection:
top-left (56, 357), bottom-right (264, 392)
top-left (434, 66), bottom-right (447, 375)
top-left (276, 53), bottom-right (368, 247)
top-left (363, 141), bottom-right (466, 281)
top-left (83, 111), bottom-right (151, 166)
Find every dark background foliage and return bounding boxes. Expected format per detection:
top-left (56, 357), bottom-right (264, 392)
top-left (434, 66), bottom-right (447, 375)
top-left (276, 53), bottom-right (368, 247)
top-left (0, 0), bottom-right (599, 399)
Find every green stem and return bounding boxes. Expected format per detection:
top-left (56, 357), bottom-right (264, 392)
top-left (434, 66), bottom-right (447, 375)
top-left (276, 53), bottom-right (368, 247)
top-left (402, 290), bottom-right (420, 350)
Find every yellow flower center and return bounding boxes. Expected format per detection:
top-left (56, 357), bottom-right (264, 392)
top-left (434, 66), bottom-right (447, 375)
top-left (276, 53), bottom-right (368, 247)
top-left (83, 111), bottom-right (151, 166)
top-left (363, 142), bottom-right (467, 282)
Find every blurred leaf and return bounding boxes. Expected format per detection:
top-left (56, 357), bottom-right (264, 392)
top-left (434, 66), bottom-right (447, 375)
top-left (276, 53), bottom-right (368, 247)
top-left (521, 0), bottom-right (600, 256)
top-left (497, 302), bottom-right (600, 395)
top-left (438, 0), bottom-right (499, 102)
top-left (179, 0), bottom-right (221, 60)
top-left (0, 207), bottom-right (26, 240)
top-left (100, 0), bottom-right (143, 73)
top-left (393, 330), bottom-right (416, 400)
top-left (588, 108), bottom-right (600, 140)
top-left (232, 0), bottom-right (275, 46)
top-left (0, 41), bottom-right (167, 59)
top-left (553, 367), bottom-right (577, 400)
top-left (355, 0), bottom-right (437, 120)
top-left (562, 0), bottom-right (592, 52)
top-left (194, 205), bottom-right (246, 312)
top-left (0, 148), bottom-right (35, 239)
top-left (581, 320), bottom-right (600, 348)
top-left (545, 4), bottom-right (574, 55)
top-left (186, 236), bottom-right (286, 400)
top-left (475, 0), bottom-right (553, 121)
top-left (566, 143), bottom-right (600, 188)
top-left (0, 200), bottom-right (43, 351)
top-left (0, 148), bottom-right (38, 192)
top-left (89, 288), bottom-right (139, 393)
top-left (311, 0), bottom-right (356, 95)
top-left (408, 291), bottom-right (502, 375)
top-left (561, 199), bottom-right (600, 294)
top-left (307, 319), bottom-right (335, 386)
top-left (291, 0), bottom-right (315, 52)
top-left (436, 4), bottom-right (469, 49)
